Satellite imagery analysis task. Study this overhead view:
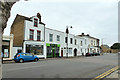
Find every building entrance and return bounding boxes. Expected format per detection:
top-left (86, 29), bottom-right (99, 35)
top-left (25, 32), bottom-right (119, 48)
top-left (46, 43), bottom-right (60, 58)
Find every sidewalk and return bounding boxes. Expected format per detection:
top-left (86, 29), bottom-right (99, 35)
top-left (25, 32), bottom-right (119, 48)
top-left (106, 70), bottom-right (119, 78)
top-left (2, 56), bottom-right (84, 64)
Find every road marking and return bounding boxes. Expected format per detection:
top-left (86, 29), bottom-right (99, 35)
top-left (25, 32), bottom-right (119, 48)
top-left (91, 66), bottom-right (118, 80)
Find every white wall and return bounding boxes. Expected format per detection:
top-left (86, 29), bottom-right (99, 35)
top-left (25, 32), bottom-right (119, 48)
top-left (45, 28), bottom-right (85, 57)
top-left (24, 16), bottom-right (45, 41)
top-left (12, 47), bottom-right (22, 59)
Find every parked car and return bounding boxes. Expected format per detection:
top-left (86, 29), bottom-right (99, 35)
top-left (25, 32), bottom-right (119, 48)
top-left (85, 53), bottom-right (92, 56)
top-left (93, 53), bottom-right (100, 56)
top-left (14, 53), bottom-right (39, 63)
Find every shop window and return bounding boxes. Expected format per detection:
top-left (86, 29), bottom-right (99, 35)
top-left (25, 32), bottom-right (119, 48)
top-left (30, 29), bottom-right (34, 40)
top-left (3, 48), bottom-right (9, 58)
top-left (26, 44), bottom-right (43, 55)
top-left (34, 18), bottom-right (38, 27)
top-left (37, 30), bottom-right (41, 41)
top-left (47, 46), bottom-right (52, 57)
top-left (49, 34), bottom-right (53, 42)
top-left (68, 48), bottom-right (72, 54)
top-left (57, 35), bottom-right (60, 41)
top-left (17, 50), bottom-right (22, 53)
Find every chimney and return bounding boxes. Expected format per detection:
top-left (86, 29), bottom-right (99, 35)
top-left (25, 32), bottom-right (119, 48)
top-left (87, 34), bottom-right (89, 36)
top-left (37, 13), bottom-right (41, 22)
top-left (81, 33), bottom-right (84, 36)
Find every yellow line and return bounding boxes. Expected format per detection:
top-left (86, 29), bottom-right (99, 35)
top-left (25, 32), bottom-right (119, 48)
top-left (99, 67), bottom-right (118, 79)
top-left (95, 66), bottom-right (118, 79)
top-left (91, 66), bottom-right (118, 80)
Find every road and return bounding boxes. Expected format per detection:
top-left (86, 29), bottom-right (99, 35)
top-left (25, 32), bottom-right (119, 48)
top-left (2, 53), bottom-right (118, 78)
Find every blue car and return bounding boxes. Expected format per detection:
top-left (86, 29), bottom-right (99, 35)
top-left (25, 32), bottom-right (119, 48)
top-left (14, 53), bottom-right (39, 63)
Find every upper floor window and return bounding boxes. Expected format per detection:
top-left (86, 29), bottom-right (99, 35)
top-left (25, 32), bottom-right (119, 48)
top-left (85, 39), bottom-right (86, 45)
top-left (57, 35), bottom-right (60, 41)
top-left (81, 41), bottom-right (83, 46)
top-left (65, 37), bottom-right (68, 43)
top-left (34, 18), bottom-right (38, 27)
top-left (91, 40), bottom-right (93, 45)
top-left (37, 30), bottom-right (41, 41)
top-left (70, 38), bottom-right (73, 44)
top-left (94, 41), bottom-right (95, 46)
top-left (49, 34), bottom-right (53, 42)
top-left (30, 29), bottom-right (34, 40)
top-left (75, 39), bottom-right (77, 45)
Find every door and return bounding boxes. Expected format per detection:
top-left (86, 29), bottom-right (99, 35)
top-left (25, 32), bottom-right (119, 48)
top-left (52, 49), bottom-right (55, 58)
top-left (25, 53), bottom-right (33, 61)
top-left (61, 50), bottom-right (63, 57)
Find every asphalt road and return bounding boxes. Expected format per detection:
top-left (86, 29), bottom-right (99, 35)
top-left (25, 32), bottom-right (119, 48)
top-left (2, 53), bottom-right (118, 78)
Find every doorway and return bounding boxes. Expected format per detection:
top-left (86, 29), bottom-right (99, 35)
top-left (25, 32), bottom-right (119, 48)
top-left (74, 48), bottom-right (77, 56)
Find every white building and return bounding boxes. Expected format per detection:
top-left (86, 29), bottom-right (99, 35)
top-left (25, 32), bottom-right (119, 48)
top-left (10, 13), bottom-right (100, 59)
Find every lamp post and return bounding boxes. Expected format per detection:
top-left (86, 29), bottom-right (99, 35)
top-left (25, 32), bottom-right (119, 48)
top-left (66, 26), bottom-right (72, 58)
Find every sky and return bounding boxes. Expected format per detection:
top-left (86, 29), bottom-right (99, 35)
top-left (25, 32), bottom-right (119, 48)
top-left (3, 0), bottom-right (119, 46)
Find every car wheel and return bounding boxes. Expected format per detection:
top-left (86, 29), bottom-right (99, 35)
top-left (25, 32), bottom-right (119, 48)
top-left (34, 58), bottom-right (38, 62)
top-left (19, 59), bottom-right (24, 63)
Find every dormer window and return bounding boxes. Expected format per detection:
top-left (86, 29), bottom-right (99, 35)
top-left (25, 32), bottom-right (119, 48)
top-left (34, 18), bottom-right (38, 27)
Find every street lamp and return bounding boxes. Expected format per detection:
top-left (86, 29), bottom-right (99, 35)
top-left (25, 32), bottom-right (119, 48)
top-left (65, 26), bottom-right (72, 58)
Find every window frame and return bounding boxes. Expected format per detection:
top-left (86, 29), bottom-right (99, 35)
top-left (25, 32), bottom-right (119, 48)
top-left (57, 35), bottom-right (60, 41)
top-left (70, 38), bottom-right (73, 44)
top-left (29, 29), bottom-right (34, 40)
top-left (49, 34), bottom-right (53, 42)
top-left (37, 30), bottom-right (41, 41)
top-left (34, 18), bottom-right (38, 27)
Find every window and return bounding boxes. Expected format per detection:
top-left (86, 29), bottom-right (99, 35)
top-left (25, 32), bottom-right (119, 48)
top-left (81, 49), bottom-right (82, 53)
top-left (57, 35), bottom-right (60, 41)
top-left (37, 30), bottom-right (41, 41)
top-left (91, 40), bottom-right (93, 45)
top-left (70, 38), bottom-right (73, 44)
top-left (49, 34), bottom-right (53, 41)
top-left (65, 37), bottom-right (68, 43)
top-left (75, 39), bottom-right (77, 45)
top-left (17, 50), bottom-right (22, 53)
top-left (26, 44), bottom-right (43, 55)
top-left (34, 18), bottom-right (38, 27)
top-left (94, 41), bottom-right (95, 46)
top-left (30, 29), bottom-right (34, 40)
top-left (85, 39), bottom-right (86, 45)
top-left (81, 41), bottom-right (83, 46)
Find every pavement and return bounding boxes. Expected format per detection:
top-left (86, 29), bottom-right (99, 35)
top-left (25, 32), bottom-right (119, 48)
top-left (106, 70), bottom-right (118, 78)
top-left (2, 56), bottom-right (84, 64)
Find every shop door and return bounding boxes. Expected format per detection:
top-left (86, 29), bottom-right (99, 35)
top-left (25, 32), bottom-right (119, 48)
top-left (52, 49), bottom-right (55, 58)
top-left (61, 50), bottom-right (63, 57)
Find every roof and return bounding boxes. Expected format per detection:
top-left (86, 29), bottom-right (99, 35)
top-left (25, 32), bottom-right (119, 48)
top-left (78, 34), bottom-right (99, 40)
top-left (11, 14), bottom-right (45, 27)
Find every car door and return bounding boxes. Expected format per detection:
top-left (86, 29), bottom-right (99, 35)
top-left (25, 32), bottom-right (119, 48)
top-left (26, 53), bottom-right (34, 61)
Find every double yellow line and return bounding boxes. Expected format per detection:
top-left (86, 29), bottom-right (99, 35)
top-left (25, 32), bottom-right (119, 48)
top-left (92, 66), bottom-right (119, 80)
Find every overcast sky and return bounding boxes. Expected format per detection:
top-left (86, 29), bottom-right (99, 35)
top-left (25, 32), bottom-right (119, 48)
top-left (3, 0), bottom-right (119, 46)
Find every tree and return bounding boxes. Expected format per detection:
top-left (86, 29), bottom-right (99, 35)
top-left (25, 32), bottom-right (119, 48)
top-left (111, 43), bottom-right (120, 49)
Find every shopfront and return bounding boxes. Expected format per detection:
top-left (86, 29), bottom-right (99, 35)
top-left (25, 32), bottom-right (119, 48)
top-left (46, 43), bottom-right (60, 58)
top-left (2, 40), bottom-right (10, 58)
